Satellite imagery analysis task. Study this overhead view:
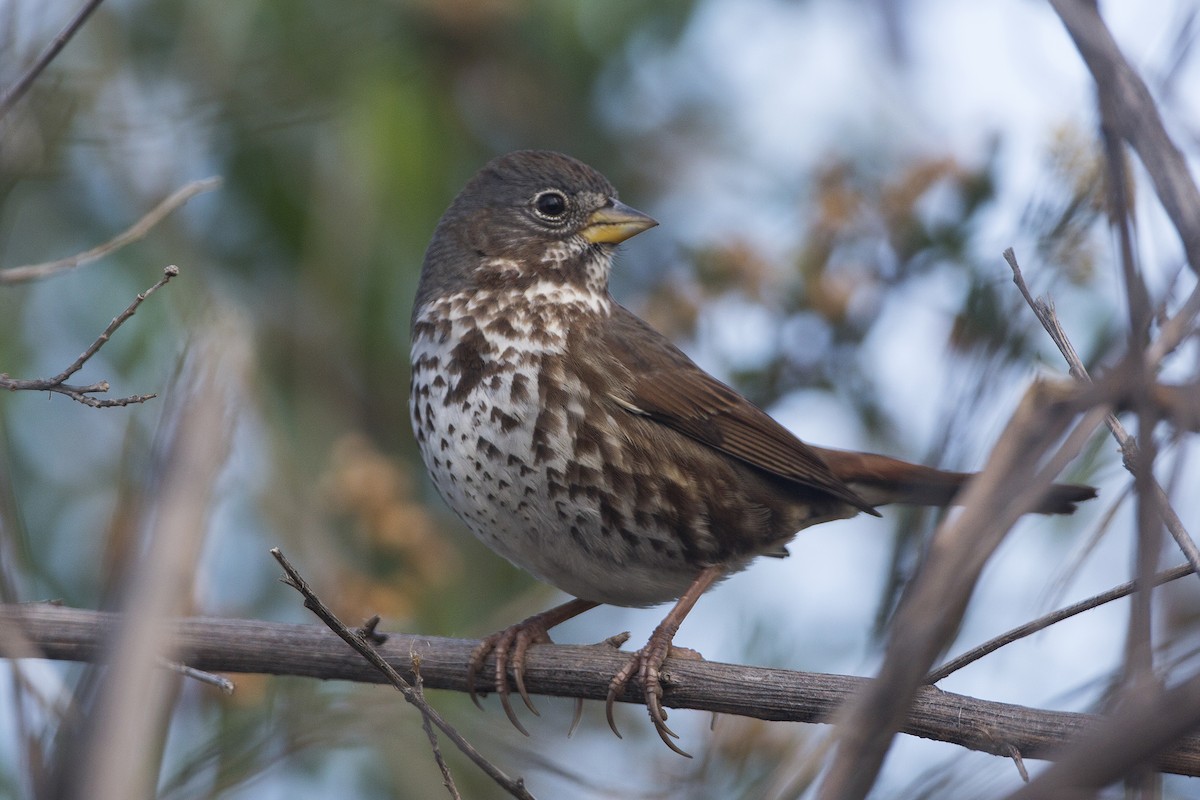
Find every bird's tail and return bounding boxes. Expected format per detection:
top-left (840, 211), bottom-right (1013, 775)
top-left (812, 447), bottom-right (1096, 515)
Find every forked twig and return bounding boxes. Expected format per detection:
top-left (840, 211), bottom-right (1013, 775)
top-left (413, 652), bottom-right (462, 799)
top-left (0, 266), bottom-right (179, 407)
top-left (1005, 248), bottom-right (1200, 578)
top-left (817, 381), bottom-right (1107, 800)
top-left (270, 548), bottom-right (536, 800)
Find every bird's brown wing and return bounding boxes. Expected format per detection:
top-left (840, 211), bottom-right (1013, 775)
top-left (595, 305), bottom-right (878, 514)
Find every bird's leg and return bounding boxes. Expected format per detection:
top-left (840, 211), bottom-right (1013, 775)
top-left (606, 565), bottom-right (723, 757)
top-left (468, 597), bottom-right (599, 734)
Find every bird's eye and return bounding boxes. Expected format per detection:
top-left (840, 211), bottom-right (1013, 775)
top-left (533, 190), bottom-right (568, 220)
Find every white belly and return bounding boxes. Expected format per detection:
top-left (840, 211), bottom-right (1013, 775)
top-left (409, 288), bottom-right (702, 606)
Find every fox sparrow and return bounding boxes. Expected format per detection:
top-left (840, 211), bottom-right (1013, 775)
top-left (409, 150), bottom-right (1096, 754)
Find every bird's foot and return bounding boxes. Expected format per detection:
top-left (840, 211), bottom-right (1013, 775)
top-left (467, 597), bottom-right (599, 735)
top-left (605, 627), bottom-right (700, 758)
top-left (467, 618), bottom-right (552, 735)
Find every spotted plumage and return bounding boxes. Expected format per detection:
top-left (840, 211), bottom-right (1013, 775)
top-left (409, 150), bottom-right (1097, 754)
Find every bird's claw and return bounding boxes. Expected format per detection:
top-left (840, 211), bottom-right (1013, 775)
top-left (467, 620), bottom-right (553, 736)
top-left (605, 644), bottom-right (692, 758)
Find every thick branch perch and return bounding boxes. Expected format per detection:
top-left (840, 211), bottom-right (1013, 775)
top-left (5, 603), bottom-right (1200, 777)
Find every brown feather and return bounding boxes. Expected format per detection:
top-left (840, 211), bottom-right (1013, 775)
top-left (594, 306), bottom-right (1094, 518)
top-left (597, 306), bottom-right (879, 515)
top-left (813, 447), bottom-right (1097, 515)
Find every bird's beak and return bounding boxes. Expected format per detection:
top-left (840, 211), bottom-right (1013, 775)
top-left (581, 200), bottom-right (658, 244)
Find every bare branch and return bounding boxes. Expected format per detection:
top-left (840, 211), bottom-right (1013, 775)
top-left (985, 4), bottom-right (1200, 790)
top-left (271, 548), bottom-right (535, 800)
top-left (927, 562), bottom-right (1196, 684)
top-left (0, 179), bottom-right (221, 285)
top-left (6, 602), bottom-right (1200, 778)
top-left (0, 265), bottom-right (179, 407)
top-left (1048, 0), bottom-right (1200, 276)
top-left (817, 380), bottom-right (1108, 800)
top-left (1006, 248), bottom-right (1200, 579)
top-left (1152, 382), bottom-right (1200, 431)
top-left (413, 652), bottom-right (462, 800)
top-left (0, 0), bottom-right (107, 120)
top-left (1006, 672), bottom-right (1200, 799)
top-left (74, 329), bottom-right (238, 800)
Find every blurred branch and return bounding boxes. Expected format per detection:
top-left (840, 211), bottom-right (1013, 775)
top-left (1153, 382), bottom-right (1200, 431)
top-left (1006, 248), bottom-right (1200, 578)
top-left (0, 178), bottom-right (221, 285)
top-left (818, 380), bottom-right (1109, 800)
top-left (1100, 83), bottom-right (1160, 769)
top-left (271, 548), bottom-right (528, 800)
top-left (0, 265), bottom-right (178, 408)
top-left (1147, 286), bottom-right (1200, 367)
top-left (6, 603), bottom-right (1200, 777)
top-left (1006, 672), bottom-right (1200, 799)
top-left (1048, 0), bottom-right (1200, 277)
top-left (0, 0), bottom-right (106, 120)
top-left (69, 327), bottom-right (241, 800)
top-left (995, 4), bottom-right (1200, 793)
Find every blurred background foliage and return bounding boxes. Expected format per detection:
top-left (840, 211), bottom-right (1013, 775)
top-left (0, 0), bottom-right (1196, 798)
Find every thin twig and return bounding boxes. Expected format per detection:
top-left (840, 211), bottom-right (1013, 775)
top-left (413, 652), bottom-right (461, 800)
top-left (156, 658), bottom-right (235, 695)
top-left (0, 0), bottom-right (106, 120)
top-left (927, 562), bottom-right (1197, 683)
top-left (0, 265), bottom-right (179, 407)
top-left (1005, 248), bottom-right (1200, 578)
top-left (0, 178), bottom-right (221, 285)
top-left (269, 548), bottom-right (535, 800)
top-left (1007, 743), bottom-right (1030, 783)
top-left (44, 265), bottom-right (177, 385)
